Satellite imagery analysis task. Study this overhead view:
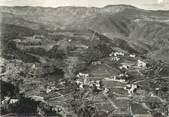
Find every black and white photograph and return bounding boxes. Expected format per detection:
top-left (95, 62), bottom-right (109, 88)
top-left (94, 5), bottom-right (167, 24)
top-left (0, 0), bottom-right (169, 117)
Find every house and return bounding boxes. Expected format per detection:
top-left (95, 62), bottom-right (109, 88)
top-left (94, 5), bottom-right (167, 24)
top-left (46, 86), bottom-right (58, 94)
top-left (118, 73), bottom-right (128, 78)
top-left (114, 52), bottom-right (125, 57)
top-left (109, 53), bottom-right (113, 57)
top-left (137, 60), bottom-right (146, 68)
top-left (109, 51), bottom-right (124, 57)
top-left (104, 76), bottom-right (126, 83)
top-left (75, 79), bottom-right (84, 88)
top-left (130, 54), bottom-right (136, 58)
top-left (103, 88), bottom-right (110, 95)
top-left (9, 99), bottom-right (19, 104)
top-left (76, 72), bottom-right (89, 78)
top-left (68, 39), bottom-right (72, 42)
top-left (112, 57), bottom-right (120, 61)
top-left (120, 64), bottom-right (130, 70)
top-left (95, 80), bottom-right (102, 90)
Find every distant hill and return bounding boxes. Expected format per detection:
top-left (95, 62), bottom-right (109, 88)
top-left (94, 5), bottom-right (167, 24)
top-left (1, 5), bottom-right (169, 62)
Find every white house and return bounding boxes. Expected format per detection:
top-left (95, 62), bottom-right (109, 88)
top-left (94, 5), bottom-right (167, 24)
top-left (95, 80), bottom-right (102, 90)
top-left (76, 72), bottom-right (89, 78)
top-left (130, 54), bottom-right (136, 58)
top-left (46, 86), bottom-right (58, 94)
top-left (119, 64), bottom-right (129, 70)
top-left (10, 99), bottom-right (19, 104)
top-left (75, 79), bottom-right (84, 89)
top-left (112, 57), bottom-right (120, 61)
top-left (114, 52), bottom-right (125, 56)
top-left (137, 60), bottom-right (146, 68)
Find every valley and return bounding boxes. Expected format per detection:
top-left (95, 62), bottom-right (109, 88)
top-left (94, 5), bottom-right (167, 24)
top-left (0, 5), bottom-right (169, 117)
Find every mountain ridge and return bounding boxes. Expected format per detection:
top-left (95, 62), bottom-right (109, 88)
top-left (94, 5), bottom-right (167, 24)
top-left (1, 5), bottom-right (169, 62)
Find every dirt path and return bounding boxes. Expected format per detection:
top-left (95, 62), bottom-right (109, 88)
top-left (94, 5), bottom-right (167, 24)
top-left (102, 93), bottom-right (119, 109)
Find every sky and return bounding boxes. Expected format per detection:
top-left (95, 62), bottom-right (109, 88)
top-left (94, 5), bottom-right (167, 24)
top-left (0, 0), bottom-right (169, 10)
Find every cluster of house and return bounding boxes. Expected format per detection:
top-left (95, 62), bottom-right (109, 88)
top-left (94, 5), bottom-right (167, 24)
top-left (118, 73), bottom-right (129, 78)
top-left (13, 35), bottom-right (44, 46)
top-left (114, 52), bottom-right (125, 57)
top-left (109, 51), bottom-right (136, 58)
top-left (109, 51), bottom-right (137, 63)
top-left (104, 76), bottom-right (126, 83)
top-left (1, 96), bottom-right (19, 106)
top-left (75, 72), bottom-right (105, 92)
top-left (118, 59), bottom-right (146, 72)
top-left (103, 71), bottom-right (129, 83)
top-left (119, 64), bottom-right (130, 70)
top-left (137, 60), bottom-right (146, 68)
top-left (124, 84), bottom-right (138, 96)
top-left (109, 51), bottom-right (125, 62)
top-left (46, 85), bottom-right (59, 94)
top-left (75, 78), bottom-right (102, 90)
top-left (75, 78), bottom-right (111, 96)
top-left (111, 57), bottom-right (121, 61)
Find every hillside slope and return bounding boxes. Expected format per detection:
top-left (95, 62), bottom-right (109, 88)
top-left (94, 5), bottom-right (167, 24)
top-left (1, 5), bottom-right (169, 62)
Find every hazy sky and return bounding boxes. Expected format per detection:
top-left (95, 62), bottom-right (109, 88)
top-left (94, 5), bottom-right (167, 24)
top-left (0, 0), bottom-right (169, 10)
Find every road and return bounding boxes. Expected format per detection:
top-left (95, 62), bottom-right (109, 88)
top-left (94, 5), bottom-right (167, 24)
top-left (102, 93), bottom-right (119, 109)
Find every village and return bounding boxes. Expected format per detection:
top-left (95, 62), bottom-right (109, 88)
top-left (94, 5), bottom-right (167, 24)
top-left (1, 27), bottom-right (169, 117)
top-left (1, 46), bottom-right (169, 117)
